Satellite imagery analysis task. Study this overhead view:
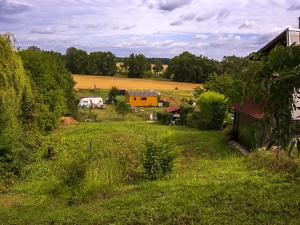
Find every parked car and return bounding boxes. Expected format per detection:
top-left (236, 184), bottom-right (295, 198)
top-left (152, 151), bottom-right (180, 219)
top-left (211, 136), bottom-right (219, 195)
top-left (79, 97), bottom-right (104, 109)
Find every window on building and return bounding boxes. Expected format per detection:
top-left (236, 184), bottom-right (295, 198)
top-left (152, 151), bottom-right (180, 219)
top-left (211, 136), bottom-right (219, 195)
top-left (141, 97), bottom-right (147, 100)
top-left (134, 97), bottom-right (137, 100)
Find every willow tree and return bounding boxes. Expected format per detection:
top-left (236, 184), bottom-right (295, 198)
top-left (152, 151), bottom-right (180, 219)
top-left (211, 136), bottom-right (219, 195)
top-left (0, 35), bottom-right (35, 178)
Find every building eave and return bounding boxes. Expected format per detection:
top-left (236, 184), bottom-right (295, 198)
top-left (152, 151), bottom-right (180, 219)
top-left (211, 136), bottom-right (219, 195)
top-left (258, 29), bottom-right (288, 54)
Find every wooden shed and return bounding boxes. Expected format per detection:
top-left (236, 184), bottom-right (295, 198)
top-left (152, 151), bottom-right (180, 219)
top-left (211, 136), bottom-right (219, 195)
top-left (126, 90), bottom-right (159, 107)
top-left (232, 101), bottom-right (268, 149)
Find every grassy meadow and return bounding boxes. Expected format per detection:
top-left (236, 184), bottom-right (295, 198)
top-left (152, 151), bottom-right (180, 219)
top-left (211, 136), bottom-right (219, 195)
top-left (0, 89), bottom-right (300, 225)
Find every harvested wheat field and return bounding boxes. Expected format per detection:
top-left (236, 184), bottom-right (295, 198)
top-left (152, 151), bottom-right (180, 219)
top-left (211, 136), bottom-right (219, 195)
top-left (73, 74), bottom-right (200, 90)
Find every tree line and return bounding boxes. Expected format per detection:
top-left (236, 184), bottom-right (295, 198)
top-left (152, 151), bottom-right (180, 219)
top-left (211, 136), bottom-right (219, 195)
top-left (64, 48), bottom-right (165, 78)
top-left (63, 47), bottom-right (248, 85)
top-left (17, 46), bottom-right (263, 86)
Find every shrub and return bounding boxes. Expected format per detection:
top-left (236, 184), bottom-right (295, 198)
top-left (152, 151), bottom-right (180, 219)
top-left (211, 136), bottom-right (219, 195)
top-left (178, 103), bottom-right (194, 125)
top-left (193, 86), bottom-right (205, 98)
top-left (56, 154), bottom-right (88, 204)
top-left (59, 156), bottom-right (87, 188)
top-left (157, 111), bottom-right (173, 125)
top-left (108, 86), bottom-right (119, 104)
top-left (197, 91), bottom-right (228, 130)
top-left (187, 112), bottom-right (202, 129)
top-left (140, 138), bottom-right (177, 180)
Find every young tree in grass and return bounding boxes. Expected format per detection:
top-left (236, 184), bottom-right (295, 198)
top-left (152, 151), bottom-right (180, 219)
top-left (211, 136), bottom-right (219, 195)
top-left (114, 100), bottom-right (131, 120)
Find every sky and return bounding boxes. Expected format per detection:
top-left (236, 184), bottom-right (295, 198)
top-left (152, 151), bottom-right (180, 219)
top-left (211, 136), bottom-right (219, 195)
top-left (0, 0), bottom-right (300, 59)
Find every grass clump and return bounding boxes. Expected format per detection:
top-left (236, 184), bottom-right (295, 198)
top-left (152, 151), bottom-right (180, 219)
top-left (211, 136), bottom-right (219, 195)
top-left (51, 139), bottom-right (129, 204)
top-left (247, 149), bottom-right (300, 179)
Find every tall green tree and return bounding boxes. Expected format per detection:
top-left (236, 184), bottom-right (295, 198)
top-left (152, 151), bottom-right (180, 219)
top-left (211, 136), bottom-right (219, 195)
top-left (19, 50), bottom-right (77, 131)
top-left (65, 47), bottom-right (89, 74)
top-left (124, 53), bottom-right (149, 78)
top-left (88, 51), bottom-right (116, 75)
top-left (167, 51), bottom-right (220, 83)
top-left (205, 55), bottom-right (262, 104)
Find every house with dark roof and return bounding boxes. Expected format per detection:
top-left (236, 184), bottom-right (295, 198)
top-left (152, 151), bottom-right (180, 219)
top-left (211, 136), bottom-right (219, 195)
top-left (232, 18), bottom-right (300, 149)
top-left (126, 90), bottom-right (159, 107)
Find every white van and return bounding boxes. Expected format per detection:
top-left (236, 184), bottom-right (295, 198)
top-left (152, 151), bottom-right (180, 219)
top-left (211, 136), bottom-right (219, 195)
top-left (79, 97), bottom-right (103, 108)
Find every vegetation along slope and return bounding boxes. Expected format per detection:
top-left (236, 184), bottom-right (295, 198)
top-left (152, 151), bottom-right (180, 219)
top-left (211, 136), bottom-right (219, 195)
top-left (1, 36), bottom-right (300, 225)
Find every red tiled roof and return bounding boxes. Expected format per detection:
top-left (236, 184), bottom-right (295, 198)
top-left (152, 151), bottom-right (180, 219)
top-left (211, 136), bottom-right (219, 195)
top-left (165, 105), bottom-right (180, 113)
top-left (232, 100), bottom-right (265, 120)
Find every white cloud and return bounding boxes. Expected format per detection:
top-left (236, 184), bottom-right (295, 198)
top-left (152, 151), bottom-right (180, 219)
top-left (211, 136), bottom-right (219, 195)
top-left (239, 20), bottom-right (254, 29)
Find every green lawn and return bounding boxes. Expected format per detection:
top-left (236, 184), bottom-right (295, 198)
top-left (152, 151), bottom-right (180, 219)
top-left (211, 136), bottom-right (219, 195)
top-left (0, 120), bottom-right (300, 225)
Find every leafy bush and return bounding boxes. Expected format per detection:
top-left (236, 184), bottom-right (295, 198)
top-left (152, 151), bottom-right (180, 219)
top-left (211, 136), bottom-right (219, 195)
top-left (157, 111), bottom-right (173, 125)
top-left (59, 156), bottom-right (87, 188)
top-left (114, 100), bottom-right (131, 120)
top-left (178, 103), bottom-right (194, 125)
top-left (140, 137), bottom-right (177, 180)
top-left (186, 112), bottom-right (202, 129)
top-left (197, 91), bottom-right (228, 130)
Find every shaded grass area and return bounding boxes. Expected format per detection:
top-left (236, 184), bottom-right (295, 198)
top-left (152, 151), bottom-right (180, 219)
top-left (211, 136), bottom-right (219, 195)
top-left (0, 122), bottom-right (300, 224)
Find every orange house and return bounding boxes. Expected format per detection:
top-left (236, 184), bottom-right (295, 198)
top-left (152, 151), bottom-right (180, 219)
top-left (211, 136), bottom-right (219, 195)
top-left (126, 90), bottom-right (159, 107)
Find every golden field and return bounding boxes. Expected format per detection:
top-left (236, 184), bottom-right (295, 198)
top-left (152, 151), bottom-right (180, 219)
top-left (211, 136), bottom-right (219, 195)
top-left (73, 74), bottom-right (200, 90)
